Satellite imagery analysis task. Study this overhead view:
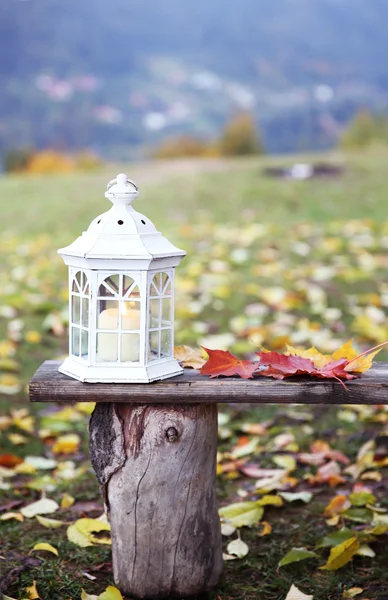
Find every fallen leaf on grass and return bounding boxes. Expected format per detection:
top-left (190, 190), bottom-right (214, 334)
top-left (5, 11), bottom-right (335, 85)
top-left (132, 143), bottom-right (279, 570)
top-left (0, 453), bottom-right (23, 468)
top-left (221, 522), bottom-right (236, 536)
top-left (285, 583), bottom-right (313, 599)
top-left (81, 591), bottom-right (98, 600)
top-left (279, 492), bottom-right (313, 504)
top-left (99, 586), bottom-right (124, 600)
top-left (26, 580), bottom-right (40, 599)
top-left (279, 547), bottom-right (318, 567)
top-left (317, 529), bottom-right (355, 548)
top-left (21, 498), bottom-right (59, 518)
top-left (226, 538), bottom-right (249, 558)
top-left (0, 511), bottom-right (24, 522)
top-left (219, 501), bottom-right (264, 527)
top-left (257, 521), bottom-right (272, 536)
top-left (52, 433), bottom-right (81, 455)
top-left (324, 495), bottom-right (351, 517)
top-left (67, 518), bottom-right (111, 548)
top-left (257, 494), bottom-right (283, 507)
top-left (31, 542), bottom-right (59, 557)
top-left (36, 515), bottom-right (65, 528)
top-left (342, 587), bottom-right (364, 598)
top-left (60, 493), bottom-right (75, 509)
top-left (320, 536), bottom-right (360, 570)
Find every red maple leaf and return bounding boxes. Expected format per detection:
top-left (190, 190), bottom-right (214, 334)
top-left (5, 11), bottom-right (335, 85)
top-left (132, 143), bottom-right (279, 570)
top-left (313, 358), bottom-right (357, 386)
top-left (200, 348), bottom-right (257, 379)
top-left (256, 351), bottom-right (316, 379)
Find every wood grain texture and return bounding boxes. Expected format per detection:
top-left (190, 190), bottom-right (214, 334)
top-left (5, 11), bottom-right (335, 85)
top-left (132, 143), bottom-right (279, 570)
top-left (89, 402), bottom-right (222, 599)
top-left (30, 360), bottom-right (388, 405)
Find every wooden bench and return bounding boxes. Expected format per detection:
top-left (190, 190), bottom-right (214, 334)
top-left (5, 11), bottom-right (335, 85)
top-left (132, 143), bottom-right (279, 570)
top-left (29, 360), bottom-right (388, 599)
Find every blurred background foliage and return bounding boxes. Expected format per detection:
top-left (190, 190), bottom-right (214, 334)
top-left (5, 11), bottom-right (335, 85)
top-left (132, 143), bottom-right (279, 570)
top-left (1, 0), bottom-right (388, 161)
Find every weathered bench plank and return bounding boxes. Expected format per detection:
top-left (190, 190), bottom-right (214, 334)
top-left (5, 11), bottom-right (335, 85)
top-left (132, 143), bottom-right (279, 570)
top-left (30, 360), bottom-right (388, 404)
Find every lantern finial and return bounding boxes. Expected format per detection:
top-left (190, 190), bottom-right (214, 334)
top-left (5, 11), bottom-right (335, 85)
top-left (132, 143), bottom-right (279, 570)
top-left (105, 173), bottom-right (139, 206)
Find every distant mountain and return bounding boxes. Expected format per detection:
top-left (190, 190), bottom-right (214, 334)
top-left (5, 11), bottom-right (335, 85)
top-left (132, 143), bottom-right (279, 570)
top-left (1, 0), bottom-right (388, 156)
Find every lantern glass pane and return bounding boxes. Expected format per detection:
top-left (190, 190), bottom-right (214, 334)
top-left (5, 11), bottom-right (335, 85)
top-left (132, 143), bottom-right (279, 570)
top-left (82, 298), bottom-right (89, 327)
top-left (121, 302), bottom-right (141, 330)
top-left (149, 331), bottom-right (159, 360)
top-left (71, 327), bottom-right (80, 357)
top-left (161, 329), bottom-right (172, 358)
top-left (164, 279), bottom-right (172, 295)
top-left (123, 275), bottom-right (135, 297)
top-left (76, 271), bottom-right (83, 288)
top-left (97, 300), bottom-right (119, 329)
top-left (81, 330), bottom-right (89, 358)
top-left (97, 332), bottom-right (118, 362)
top-left (150, 275), bottom-right (159, 296)
top-left (161, 298), bottom-right (171, 325)
top-left (71, 295), bottom-right (80, 325)
top-left (99, 274), bottom-right (120, 297)
top-left (72, 275), bottom-right (80, 292)
top-left (161, 272), bottom-right (169, 293)
top-left (120, 334), bottom-right (140, 362)
top-left (149, 299), bottom-right (159, 328)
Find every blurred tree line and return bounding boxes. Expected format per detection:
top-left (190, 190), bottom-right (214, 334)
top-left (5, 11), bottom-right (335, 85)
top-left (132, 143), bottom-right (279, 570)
top-left (340, 109), bottom-right (388, 149)
top-left (152, 113), bottom-right (263, 159)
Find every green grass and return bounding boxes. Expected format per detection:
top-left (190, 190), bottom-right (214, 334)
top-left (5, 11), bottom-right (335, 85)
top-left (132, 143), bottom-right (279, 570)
top-left (2, 149), bottom-right (388, 243)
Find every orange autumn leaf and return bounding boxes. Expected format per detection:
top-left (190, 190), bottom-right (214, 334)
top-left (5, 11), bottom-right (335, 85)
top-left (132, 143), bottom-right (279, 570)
top-left (0, 453), bottom-right (23, 468)
top-left (323, 494), bottom-right (351, 517)
top-left (200, 348), bottom-right (258, 379)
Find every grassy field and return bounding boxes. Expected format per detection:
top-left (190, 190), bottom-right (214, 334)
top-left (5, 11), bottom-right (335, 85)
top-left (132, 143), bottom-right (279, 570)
top-left (1, 149), bottom-right (388, 600)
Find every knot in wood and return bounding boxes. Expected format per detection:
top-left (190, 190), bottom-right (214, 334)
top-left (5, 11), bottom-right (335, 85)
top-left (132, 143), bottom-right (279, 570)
top-left (165, 426), bottom-right (179, 442)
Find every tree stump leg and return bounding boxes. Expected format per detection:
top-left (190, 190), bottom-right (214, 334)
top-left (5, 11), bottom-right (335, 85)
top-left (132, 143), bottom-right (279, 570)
top-left (89, 402), bottom-right (223, 599)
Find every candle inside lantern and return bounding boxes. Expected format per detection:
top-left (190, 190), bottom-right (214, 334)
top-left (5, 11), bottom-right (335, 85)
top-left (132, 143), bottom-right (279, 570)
top-left (98, 303), bottom-right (140, 361)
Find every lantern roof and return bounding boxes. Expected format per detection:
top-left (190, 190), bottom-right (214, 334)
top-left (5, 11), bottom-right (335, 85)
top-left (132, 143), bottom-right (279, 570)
top-left (58, 173), bottom-right (186, 267)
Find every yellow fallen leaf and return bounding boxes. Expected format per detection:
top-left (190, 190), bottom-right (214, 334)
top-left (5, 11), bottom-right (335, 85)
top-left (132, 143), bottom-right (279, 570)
top-left (76, 402), bottom-right (96, 415)
top-left (26, 580), bottom-right (40, 599)
top-left (25, 330), bottom-right (42, 344)
top-left (272, 454), bottom-right (296, 472)
top-left (99, 586), bottom-right (124, 600)
top-left (67, 518), bottom-right (111, 548)
top-left (258, 521), bottom-right (272, 536)
top-left (67, 523), bottom-right (92, 548)
top-left (342, 587), bottom-right (364, 598)
top-left (257, 495), bottom-right (284, 507)
top-left (31, 542), bottom-right (59, 557)
top-left (52, 433), bottom-right (81, 455)
top-left (0, 511), bottom-right (24, 522)
top-left (8, 433), bottom-right (28, 445)
top-left (332, 340), bottom-right (358, 361)
top-left (320, 536), bottom-right (360, 570)
top-left (174, 345), bottom-right (206, 369)
top-left (61, 493), bottom-right (75, 508)
top-left (345, 347), bottom-right (384, 373)
top-left (36, 515), bottom-right (65, 528)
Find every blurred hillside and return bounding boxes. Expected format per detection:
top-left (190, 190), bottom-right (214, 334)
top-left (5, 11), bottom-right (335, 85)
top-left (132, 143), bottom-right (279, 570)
top-left (1, 0), bottom-right (388, 157)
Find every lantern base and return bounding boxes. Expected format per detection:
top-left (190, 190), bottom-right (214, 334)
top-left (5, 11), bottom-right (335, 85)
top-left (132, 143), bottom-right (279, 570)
top-left (58, 357), bottom-right (184, 383)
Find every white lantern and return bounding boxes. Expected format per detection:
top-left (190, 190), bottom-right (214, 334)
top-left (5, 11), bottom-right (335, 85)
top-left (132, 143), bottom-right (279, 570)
top-left (58, 173), bottom-right (186, 383)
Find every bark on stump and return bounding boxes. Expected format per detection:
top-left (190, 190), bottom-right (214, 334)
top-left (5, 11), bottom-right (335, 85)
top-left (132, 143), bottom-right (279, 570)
top-left (89, 402), bottom-right (223, 599)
